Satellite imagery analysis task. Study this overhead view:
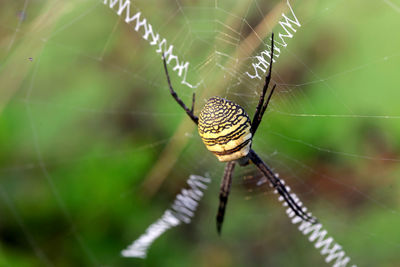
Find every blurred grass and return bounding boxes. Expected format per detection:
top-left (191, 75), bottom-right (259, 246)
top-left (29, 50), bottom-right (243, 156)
top-left (1, 0), bottom-right (400, 266)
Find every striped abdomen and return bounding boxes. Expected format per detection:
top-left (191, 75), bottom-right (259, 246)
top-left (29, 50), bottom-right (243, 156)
top-left (198, 97), bottom-right (252, 162)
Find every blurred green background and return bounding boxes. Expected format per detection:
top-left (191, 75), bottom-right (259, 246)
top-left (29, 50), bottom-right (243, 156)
top-left (1, 0), bottom-right (400, 266)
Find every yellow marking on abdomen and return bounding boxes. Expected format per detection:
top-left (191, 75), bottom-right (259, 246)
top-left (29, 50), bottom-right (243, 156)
top-left (198, 97), bottom-right (252, 162)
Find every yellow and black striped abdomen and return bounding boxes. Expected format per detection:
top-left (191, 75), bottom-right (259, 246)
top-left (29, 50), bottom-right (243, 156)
top-left (198, 97), bottom-right (252, 162)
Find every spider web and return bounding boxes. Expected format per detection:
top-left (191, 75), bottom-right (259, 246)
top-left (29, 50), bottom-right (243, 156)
top-left (1, 0), bottom-right (400, 266)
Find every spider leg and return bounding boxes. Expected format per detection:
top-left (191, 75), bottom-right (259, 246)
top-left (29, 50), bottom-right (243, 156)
top-left (191, 92), bottom-right (195, 114)
top-left (162, 55), bottom-right (198, 124)
top-left (216, 161), bottom-right (236, 235)
top-left (247, 149), bottom-right (317, 224)
top-left (251, 33), bottom-right (277, 135)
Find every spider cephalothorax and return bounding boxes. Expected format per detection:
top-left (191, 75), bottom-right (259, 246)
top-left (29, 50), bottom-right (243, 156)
top-left (198, 97), bottom-right (252, 162)
top-left (162, 33), bottom-right (316, 234)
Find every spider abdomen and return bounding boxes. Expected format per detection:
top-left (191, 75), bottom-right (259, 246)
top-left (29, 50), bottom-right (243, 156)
top-left (198, 97), bottom-right (252, 162)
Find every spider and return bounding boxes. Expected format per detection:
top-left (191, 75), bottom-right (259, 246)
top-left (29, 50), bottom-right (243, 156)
top-left (162, 33), bottom-right (316, 234)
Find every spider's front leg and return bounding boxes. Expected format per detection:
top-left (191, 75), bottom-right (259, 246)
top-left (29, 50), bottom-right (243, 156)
top-left (248, 149), bottom-right (317, 224)
top-left (216, 161), bottom-right (236, 235)
top-left (162, 55), bottom-right (198, 124)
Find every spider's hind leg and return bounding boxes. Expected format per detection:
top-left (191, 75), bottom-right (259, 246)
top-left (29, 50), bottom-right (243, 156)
top-left (162, 54), bottom-right (198, 124)
top-left (250, 33), bottom-right (276, 135)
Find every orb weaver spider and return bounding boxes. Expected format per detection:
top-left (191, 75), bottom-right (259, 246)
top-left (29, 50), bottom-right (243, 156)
top-left (162, 33), bottom-right (316, 234)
